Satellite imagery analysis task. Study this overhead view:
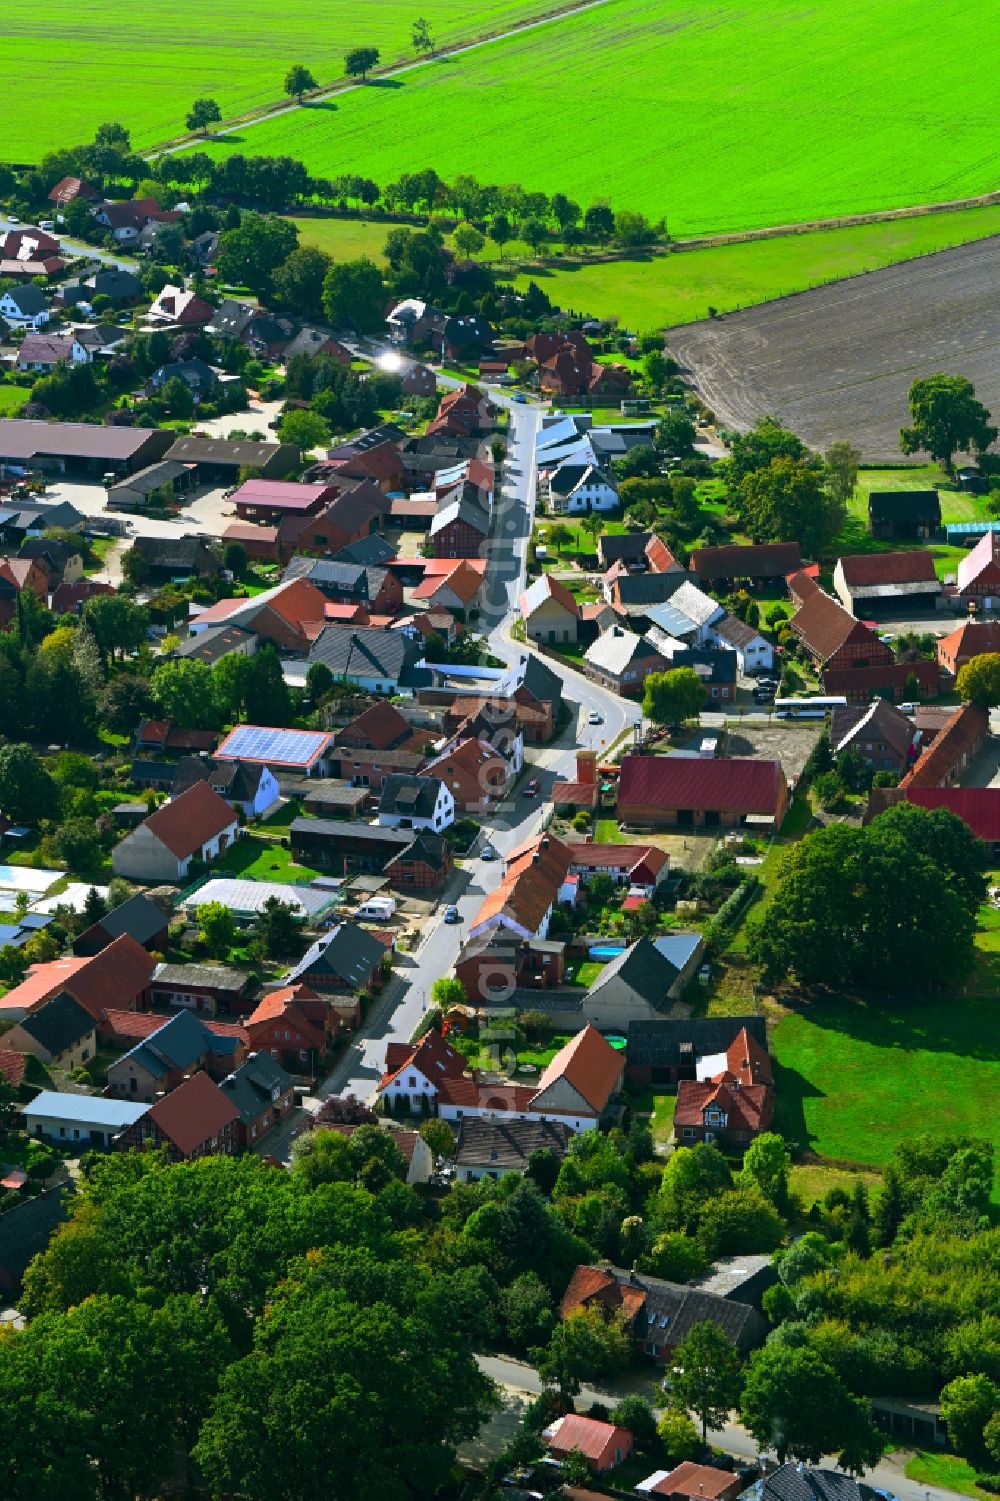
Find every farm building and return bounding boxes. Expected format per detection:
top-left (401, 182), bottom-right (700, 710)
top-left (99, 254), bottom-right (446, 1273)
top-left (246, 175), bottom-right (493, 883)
top-left (0, 420), bottom-right (172, 477)
top-left (617, 754), bottom-right (789, 830)
top-left (690, 542), bottom-right (801, 587)
top-left (936, 619), bottom-right (1000, 675)
top-left (789, 583), bottom-right (938, 701)
top-left (214, 725), bottom-right (333, 776)
top-left (957, 530), bottom-right (1000, 604)
top-left (832, 550), bottom-right (941, 614)
top-left (868, 490), bottom-right (941, 541)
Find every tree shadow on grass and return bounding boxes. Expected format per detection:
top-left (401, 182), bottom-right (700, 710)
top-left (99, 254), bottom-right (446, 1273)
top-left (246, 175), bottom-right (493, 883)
top-left (778, 988), bottom-right (1000, 1064)
top-left (303, 100), bottom-right (338, 111)
top-left (772, 1059), bottom-right (824, 1155)
top-left (367, 77), bottom-right (404, 88)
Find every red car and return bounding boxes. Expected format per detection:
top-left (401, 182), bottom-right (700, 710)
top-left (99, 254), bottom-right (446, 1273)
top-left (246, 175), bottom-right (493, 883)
top-left (525, 779), bottom-right (540, 797)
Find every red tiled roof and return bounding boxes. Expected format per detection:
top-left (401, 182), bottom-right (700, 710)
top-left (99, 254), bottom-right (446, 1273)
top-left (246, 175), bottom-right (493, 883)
top-left (143, 1070), bottom-right (239, 1155)
top-left (141, 780), bottom-right (237, 859)
top-left (900, 702), bottom-right (988, 789)
top-left (548, 1415), bottom-right (631, 1463)
top-left (338, 700), bottom-right (412, 750)
top-left (649, 1463), bottom-right (743, 1499)
top-left (552, 779), bottom-right (599, 809)
top-left (412, 560), bottom-right (483, 605)
top-left (471, 833), bottom-right (571, 935)
top-left (535, 1024), bottom-right (623, 1115)
top-left (0, 1048), bottom-right (27, 1087)
top-left (0, 957), bottom-right (89, 1017)
top-left (725, 1026), bottom-right (773, 1085)
top-left (567, 843), bottom-right (668, 874)
top-left (378, 1029), bottom-right (467, 1091)
top-left (618, 754), bottom-right (785, 816)
top-left (674, 1077), bottom-right (771, 1132)
top-left (937, 620), bottom-right (1000, 664)
top-left (904, 787), bottom-right (1000, 841)
top-left (837, 549), bottom-right (937, 586)
top-left (102, 1008), bottom-right (247, 1044)
top-left (790, 585), bottom-right (868, 660)
top-left (559, 1263), bottom-right (619, 1318)
top-left (436, 1075), bottom-right (537, 1111)
top-left (60, 935), bottom-right (156, 1022)
top-left (232, 479), bottom-right (333, 512)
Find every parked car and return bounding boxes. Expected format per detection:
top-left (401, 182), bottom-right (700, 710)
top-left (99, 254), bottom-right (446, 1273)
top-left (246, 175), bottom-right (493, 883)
top-left (481, 844), bottom-right (497, 860)
top-left (525, 778), bottom-right (540, 796)
top-left (443, 905), bottom-right (461, 924)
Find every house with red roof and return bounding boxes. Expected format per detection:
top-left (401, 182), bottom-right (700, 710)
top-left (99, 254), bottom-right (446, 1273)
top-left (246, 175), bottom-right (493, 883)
top-left (691, 542), bottom-right (802, 589)
top-left (189, 577), bottom-right (329, 652)
top-left (544, 1414), bottom-right (633, 1474)
top-left (520, 573), bottom-right (581, 645)
top-left (411, 559), bottom-right (484, 615)
top-left (0, 934), bottom-right (155, 1025)
top-left (957, 530), bottom-right (1000, 603)
top-left (379, 1022), bottom-right (624, 1134)
top-left (899, 701), bottom-right (988, 790)
top-left (427, 383), bottom-right (494, 438)
top-left (423, 734), bottom-right (514, 815)
top-left (112, 781), bottom-right (240, 883)
top-left (245, 984), bottom-right (332, 1068)
top-left (617, 753), bottom-right (790, 830)
top-left (833, 550), bottom-right (941, 614)
top-left (116, 1069), bottom-right (239, 1160)
top-left (231, 478), bottom-right (335, 525)
top-left (638, 1462), bottom-right (744, 1501)
top-left (467, 833), bottom-right (571, 942)
top-left (790, 582), bottom-right (937, 701)
top-left (674, 1026), bottom-right (774, 1152)
top-left (937, 619), bottom-right (1000, 677)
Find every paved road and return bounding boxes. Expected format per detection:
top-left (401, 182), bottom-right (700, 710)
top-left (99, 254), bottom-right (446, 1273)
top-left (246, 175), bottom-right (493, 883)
top-left (0, 215), bottom-right (139, 270)
top-left (476, 1355), bottom-right (962, 1501)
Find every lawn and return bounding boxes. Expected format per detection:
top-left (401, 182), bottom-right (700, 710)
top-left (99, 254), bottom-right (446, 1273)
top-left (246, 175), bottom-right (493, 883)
top-left (905, 1453), bottom-right (994, 1500)
top-left (291, 215), bottom-right (540, 269)
top-left (196, 0), bottom-right (1000, 236)
top-left (771, 994), bottom-right (1000, 1181)
top-left (212, 834), bottom-right (320, 884)
top-left (516, 202), bottom-right (1000, 331)
top-left (0, 384), bottom-right (30, 416)
top-left (827, 467), bottom-right (981, 579)
top-left (593, 819), bottom-right (631, 844)
top-left (788, 1162), bottom-right (879, 1211)
top-left (3, 0), bottom-right (562, 158)
top-left (651, 1093), bottom-right (675, 1145)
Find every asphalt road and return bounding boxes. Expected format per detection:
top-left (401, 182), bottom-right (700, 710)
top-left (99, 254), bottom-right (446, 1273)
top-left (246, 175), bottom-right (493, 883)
top-left (476, 1355), bottom-right (962, 1501)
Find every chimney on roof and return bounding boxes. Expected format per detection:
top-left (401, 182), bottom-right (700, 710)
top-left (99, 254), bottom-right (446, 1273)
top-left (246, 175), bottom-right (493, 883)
top-left (532, 852), bottom-right (540, 864)
top-left (541, 837), bottom-right (550, 849)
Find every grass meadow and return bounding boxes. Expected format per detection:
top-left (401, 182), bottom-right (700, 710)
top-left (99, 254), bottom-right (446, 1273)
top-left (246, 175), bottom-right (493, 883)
top-left (2, 0), bottom-right (559, 160)
top-left (291, 203), bottom-right (1000, 335)
top-left (198, 0), bottom-right (1000, 235)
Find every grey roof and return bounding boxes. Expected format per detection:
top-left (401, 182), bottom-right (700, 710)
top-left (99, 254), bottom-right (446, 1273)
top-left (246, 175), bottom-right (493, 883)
top-left (108, 459), bottom-right (192, 498)
top-left (378, 773), bottom-right (444, 820)
top-left (652, 933), bottom-right (704, 972)
top-left (761, 1466), bottom-right (877, 1501)
top-left (151, 963), bottom-right (251, 994)
top-left (0, 1186), bottom-right (73, 1286)
top-left (74, 323), bottom-right (127, 351)
top-left (178, 878), bottom-right (333, 918)
top-left (170, 755), bottom-right (267, 802)
top-left (429, 493), bottom-right (489, 537)
top-left (454, 1117), bottom-right (571, 1170)
top-left (390, 829), bottom-right (450, 872)
top-left (282, 556), bottom-right (389, 602)
top-left (307, 625), bottom-right (419, 684)
top-left (152, 358), bottom-right (217, 388)
top-left (165, 435), bottom-right (297, 468)
top-left (208, 299), bottom-right (256, 338)
top-left (114, 1008), bottom-right (235, 1079)
top-left (599, 1264), bottom-right (763, 1348)
top-left (303, 780), bottom-right (371, 807)
top-left (2, 285), bottom-right (48, 314)
top-left (134, 534), bottom-right (218, 572)
top-left (0, 419), bottom-right (164, 462)
top-left (643, 600), bottom-right (702, 637)
top-left (218, 1051), bottom-right (294, 1125)
top-left (22, 1092), bottom-right (147, 1128)
top-left (285, 920), bottom-right (387, 988)
top-left (335, 533), bottom-right (397, 566)
top-left (831, 697), bottom-right (915, 759)
top-left (584, 626), bottom-right (654, 676)
top-left (170, 625), bottom-right (256, 665)
top-left (290, 816), bottom-right (411, 848)
top-left (613, 571), bottom-right (693, 607)
top-left (17, 991), bottom-right (94, 1053)
top-left (77, 895), bottom-right (169, 957)
top-left (626, 1015), bottom-right (767, 1068)
top-left (588, 937), bottom-right (680, 1007)
top-left (512, 651), bottom-right (563, 711)
top-left (669, 647), bottom-right (737, 685)
top-left (90, 267), bottom-right (141, 298)
top-left (714, 613), bottom-right (763, 650)
top-left (600, 532), bottom-right (653, 565)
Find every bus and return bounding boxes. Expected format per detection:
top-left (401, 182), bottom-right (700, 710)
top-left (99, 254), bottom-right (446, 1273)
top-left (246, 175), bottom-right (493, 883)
top-left (773, 696), bottom-right (848, 719)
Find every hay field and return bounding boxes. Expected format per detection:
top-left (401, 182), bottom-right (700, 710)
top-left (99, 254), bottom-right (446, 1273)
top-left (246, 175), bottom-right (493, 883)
top-left (1, 0), bottom-right (560, 161)
top-left (200, 0), bottom-right (1000, 234)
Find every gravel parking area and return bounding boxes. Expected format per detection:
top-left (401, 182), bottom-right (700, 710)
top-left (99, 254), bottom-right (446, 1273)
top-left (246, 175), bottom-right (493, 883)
top-left (723, 721), bottom-right (823, 783)
top-left (667, 235), bottom-right (1000, 461)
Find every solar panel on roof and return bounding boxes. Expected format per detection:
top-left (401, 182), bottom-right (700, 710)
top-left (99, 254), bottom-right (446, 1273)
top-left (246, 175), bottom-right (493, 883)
top-left (217, 726), bottom-right (329, 766)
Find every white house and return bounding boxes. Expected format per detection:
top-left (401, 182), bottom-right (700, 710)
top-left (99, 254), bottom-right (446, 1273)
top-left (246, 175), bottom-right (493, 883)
top-left (711, 613), bottom-right (775, 673)
top-left (112, 780), bottom-right (241, 883)
top-left (379, 1024), bottom-right (624, 1135)
top-left (548, 461), bottom-right (619, 514)
top-left (0, 285), bottom-right (50, 329)
top-left (376, 773), bottom-right (455, 832)
top-left (23, 1091), bottom-right (146, 1148)
top-left (170, 759), bottom-right (281, 822)
top-left (15, 332), bottom-right (91, 372)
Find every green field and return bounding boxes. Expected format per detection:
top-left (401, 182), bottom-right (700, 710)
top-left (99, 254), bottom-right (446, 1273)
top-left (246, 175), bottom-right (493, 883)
top-left (291, 204), bottom-right (1000, 336)
top-left (0, 384), bottom-right (30, 416)
top-left (771, 994), bottom-right (1000, 1176)
top-left (2, 0), bottom-right (561, 161)
top-left (824, 462), bottom-right (983, 580)
top-left (199, 0), bottom-right (1000, 235)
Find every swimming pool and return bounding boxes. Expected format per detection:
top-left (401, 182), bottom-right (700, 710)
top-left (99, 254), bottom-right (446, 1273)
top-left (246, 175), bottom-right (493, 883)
top-left (589, 943), bottom-right (626, 960)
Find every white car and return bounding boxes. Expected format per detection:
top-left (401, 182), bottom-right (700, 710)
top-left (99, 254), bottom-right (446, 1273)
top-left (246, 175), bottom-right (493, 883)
top-left (587, 710), bottom-right (603, 724)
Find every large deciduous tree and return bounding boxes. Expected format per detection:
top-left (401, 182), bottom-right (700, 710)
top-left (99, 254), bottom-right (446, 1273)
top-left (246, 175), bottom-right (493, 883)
top-left (741, 1344), bottom-right (884, 1471)
top-left (0, 743), bottom-right (60, 824)
top-left (738, 455), bottom-right (845, 556)
top-left (901, 373), bottom-right (997, 471)
top-left (322, 256), bottom-right (387, 332)
top-left (643, 667), bottom-right (708, 728)
top-left (956, 652), bottom-right (1000, 708)
top-left (283, 64), bottom-right (318, 101)
top-left (216, 212), bottom-right (299, 296)
top-left (668, 1320), bottom-right (744, 1443)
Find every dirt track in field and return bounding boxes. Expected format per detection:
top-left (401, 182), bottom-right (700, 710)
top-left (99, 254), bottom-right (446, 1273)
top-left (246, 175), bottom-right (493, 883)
top-left (665, 235), bottom-right (1000, 462)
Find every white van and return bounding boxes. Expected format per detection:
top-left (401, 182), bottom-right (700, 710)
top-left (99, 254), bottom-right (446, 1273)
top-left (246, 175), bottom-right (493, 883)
top-left (356, 897), bottom-right (397, 921)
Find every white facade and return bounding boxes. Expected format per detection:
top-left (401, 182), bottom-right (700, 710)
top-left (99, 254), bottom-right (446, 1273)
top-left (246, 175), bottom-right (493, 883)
top-left (0, 290), bottom-right (49, 329)
top-left (549, 466), bottom-right (619, 514)
top-left (438, 1099), bottom-right (597, 1133)
top-left (378, 779), bottom-right (455, 833)
top-left (241, 766), bottom-right (281, 820)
